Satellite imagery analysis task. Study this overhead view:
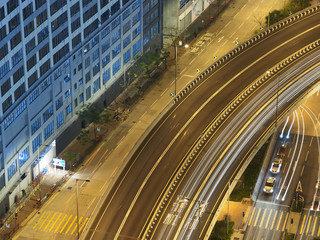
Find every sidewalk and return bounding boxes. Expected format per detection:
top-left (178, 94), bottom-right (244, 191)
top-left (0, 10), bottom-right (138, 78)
top-left (10, 0), bottom-right (288, 239)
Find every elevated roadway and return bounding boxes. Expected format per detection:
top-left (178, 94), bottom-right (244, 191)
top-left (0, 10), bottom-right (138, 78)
top-left (84, 8), bottom-right (320, 240)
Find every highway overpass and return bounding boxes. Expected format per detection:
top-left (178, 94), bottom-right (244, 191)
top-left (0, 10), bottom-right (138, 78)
top-left (84, 6), bottom-right (320, 240)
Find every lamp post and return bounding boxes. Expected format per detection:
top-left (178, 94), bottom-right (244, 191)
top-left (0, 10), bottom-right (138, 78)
top-left (76, 178), bottom-right (90, 239)
top-left (174, 41), bottom-right (189, 96)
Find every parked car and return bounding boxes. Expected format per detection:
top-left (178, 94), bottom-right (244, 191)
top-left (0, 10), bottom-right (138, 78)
top-left (270, 158), bottom-right (282, 174)
top-left (264, 177), bottom-right (276, 194)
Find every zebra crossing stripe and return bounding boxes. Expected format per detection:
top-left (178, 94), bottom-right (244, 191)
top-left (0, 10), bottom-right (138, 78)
top-left (271, 211), bottom-right (278, 229)
top-left (44, 212), bottom-right (56, 231)
top-left (60, 215), bottom-right (72, 233)
top-left (265, 209), bottom-right (272, 229)
top-left (312, 216), bottom-right (317, 236)
top-left (55, 214), bottom-right (67, 232)
top-left (282, 212), bottom-right (289, 232)
top-left (254, 208), bottom-right (261, 227)
top-left (259, 209), bottom-right (267, 228)
top-left (276, 211), bottom-right (283, 230)
top-left (306, 216), bottom-right (312, 233)
top-left (33, 211), bottom-right (46, 229)
top-left (65, 216), bottom-right (77, 234)
top-left (50, 213), bottom-right (61, 231)
top-left (79, 217), bottom-right (89, 232)
top-left (300, 215), bottom-right (306, 234)
top-left (71, 216), bottom-right (83, 235)
top-left (39, 212), bottom-right (51, 230)
top-left (248, 207), bottom-right (255, 226)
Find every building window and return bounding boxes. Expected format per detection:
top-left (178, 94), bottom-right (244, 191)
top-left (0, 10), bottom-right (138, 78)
top-left (0, 25), bottom-right (6, 42)
top-left (123, 35), bottom-right (131, 49)
top-left (28, 71), bottom-right (38, 88)
top-left (0, 44), bottom-right (8, 61)
top-left (4, 113), bottom-right (14, 130)
top-left (71, 17), bottom-right (80, 33)
top-left (13, 66), bottom-right (24, 84)
top-left (102, 54), bottom-right (110, 68)
top-left (86, 86), bottom-right (91, 100)
top-left (24, 21), bottom-right (35, 38)
top-left (123, 21), bottom-right (131, 35)
top-left (93, 63), bottom-right (100, 77)
top-left (9, 14), bottom-right (20, 32)
top-left (71, 2), bottom-right (79, 17)
top-left (26, 37), bottom-right (36, 55)
top-left (85, 56), bottom-right (90, 69)
top-left (0, 61), bottom-right (10, 80)
top-left (111, 16), bottom-right (121, 30)
top-left (32, 133), bottom-right (42, 153)
top-left (132, 25), bottom-right (141, 40)
top-left (15, 99), bottom-right (27, 118)
top-left (54, 67), bottom-right (62, 80)
top-left (111, 1), bottom-right (120, 16)
top-left (56, 111), bottom-right (64, 128)
top-left (27, 54), bottom-right (37, 71)
top-left (36, 10), bottom-right (47, 27)
top-left (85, 71), bottom-right (91, 83)
top-left (40, 60), bottom-right (50, 76)
top-left (101, 9), bottom-right (110, 23)
top-left (122, 7), bottom-right (131, 21)
top-left (103, 68), bottom-right (111, 84)
top-left (7, 0), bottom-right (19, 15)
top-left (50, 0), bottom-right (67, 16)
top-left (151, 22), bottom-right (159, 39)
top-left (74, 98), bottom-right (78, 108)
top-left (2, 95), bottom-right (12, 113)
top-left (143, 30), bottom-right (150, 46)
top-left (14, 83), bottom-right (25, 101)
top-left (39, 43), bottom-right (49, 60)
top-left (101, 39), bottom-right (110, 53)
top-left (23, 3), bottom-right (33, 20)
top-left (132, 39), bottom-right (141, 57)
top-left (44, 120), bottom-right (54, 140)
top-left (64, 88), bottom-right (71, 98)
top-left (101, 26), bottom-right (110, 39)
top-left (83, 4), bottom-right (97, 24)
top-left (31, 117), bottom-right (41, 135)
top-left (43, 105), bottom-right (53, 123)
top-left (7, 160), bottom-right (17, 181)
top-left (10, 32), bottom-right (22, 50)
top-left (19, 146), bottom-right (29, 167)
top-left (72, 33), bottom-right (81, 48)
top-left (112, 58), bottom-right (121, 75)
top-left (111, 29), bottom-right (121, 45)
top-left (79, 93), bottom-right (84, 103)
top-left (112, 43), bottom-right (121, 59)
top-left (56, 96), bottom-right (63, 110)
top-left (92, 48), bottom-right (99, 62)
top-left (123, 49), bottom-right (131, 64)
top-left (65, 103), bottom-right (72, 115)
top-left (37, 26), bottom-right (49, 44)
top-left (100, 0), bottom-right (109, 9)
top-left (35, 0), bottom-right (46, 9)
top-left (52, 27), bottom-right (68, 48)
top-left (1, 78), bottom-right (11, 97)
top-left (93, 77), bottom-right (100, 93)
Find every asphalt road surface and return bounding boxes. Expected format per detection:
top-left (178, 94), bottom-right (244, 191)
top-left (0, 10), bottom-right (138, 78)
top-left (85, 11), bottom-right (320, 240)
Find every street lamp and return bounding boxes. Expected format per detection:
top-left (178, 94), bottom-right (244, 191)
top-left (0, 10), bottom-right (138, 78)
top-left (76, 178), bottom-right (90, 239)
top-left (174, 41), bottom-right (189, 96)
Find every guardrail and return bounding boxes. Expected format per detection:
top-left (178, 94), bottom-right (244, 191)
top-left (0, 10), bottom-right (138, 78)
top-left (173, 4), bottom-right (320, 104)
top-left (143, 10), bottom-right (320, 239)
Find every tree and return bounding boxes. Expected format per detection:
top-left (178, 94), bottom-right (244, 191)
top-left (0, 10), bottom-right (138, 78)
top-left (63, 151), bottom-right (76, 170)
top-left (77, 102), bottom-right (111, 141)
top-left (209, 216), bottom-right (234, 240)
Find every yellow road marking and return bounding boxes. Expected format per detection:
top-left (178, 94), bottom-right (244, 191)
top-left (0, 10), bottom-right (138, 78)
top-left (60, 215), bottom-right (72, 233)
top-left (71, 216), bottom-right (83, 235)
top-left (248, 207), bottom-right (255, 226)
top-left (276, 211), bottom-right (283, 230)
top-left (254, 208), bottom-right (262, 227)
top-left (66, 216), bottom-right (77, 234)
top-left (317, 218), bottom-right (320, 236)
top-left (33, 211), bottom-right (46, 229)
top-left (282, 212), bottom-right (289, 232)
top-left (265, 209), bottom-right (272, 229)
top-left (39, 212), bottom-right (51, 230)
top-left (312, 216), bottom-right (317, 236)
top-left (260, 209), bottom-right (267, 228)
top-left (50, 213), bottom-right (61, 231)
top-left (271, 211), bottom-right (278, 229)
top-left (306, 216), bottom-right (312, 233)
top-left (79, 217), bottom-right (88, 232)
top-left (44, 212), bottom-right (56, 230)
top-left (55, 214), bottom-right (67, 232)
top-left (300, 215), bottom-right (306, 234)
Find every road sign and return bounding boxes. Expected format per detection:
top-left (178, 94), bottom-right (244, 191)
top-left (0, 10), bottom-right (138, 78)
top-left (53, 158), bottom-right (65, 167)
top-left (296, 181), bottom-right (303, 192)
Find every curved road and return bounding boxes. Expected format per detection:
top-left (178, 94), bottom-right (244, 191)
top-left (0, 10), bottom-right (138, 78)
top-left (85, 11), bottom-right (320, 240)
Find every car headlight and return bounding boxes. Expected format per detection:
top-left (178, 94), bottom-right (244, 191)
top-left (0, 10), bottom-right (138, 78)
top-left (270, 189), bottom-right (273, 193)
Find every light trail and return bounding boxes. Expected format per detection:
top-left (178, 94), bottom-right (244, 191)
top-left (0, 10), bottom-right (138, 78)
top-left (280, 116), bottom-right (290, 138)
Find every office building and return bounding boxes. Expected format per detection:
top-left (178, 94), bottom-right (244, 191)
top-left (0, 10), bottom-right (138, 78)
top-left (0, 0), bottom-right (161, 217)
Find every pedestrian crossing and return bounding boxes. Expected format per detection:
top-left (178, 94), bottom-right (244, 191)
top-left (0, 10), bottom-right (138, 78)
top-left (298, 212), bottom-right (320, 237)
top-left (248, 206), bottom-right (289, 231)
top-left (32, 211), bottom-right (88, 235)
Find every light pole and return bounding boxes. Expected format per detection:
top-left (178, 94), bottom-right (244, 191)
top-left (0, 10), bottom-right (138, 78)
top-left (174, 41), bottom-right (189, 96)
top-left (76, 178), bottom-right (90, 239)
